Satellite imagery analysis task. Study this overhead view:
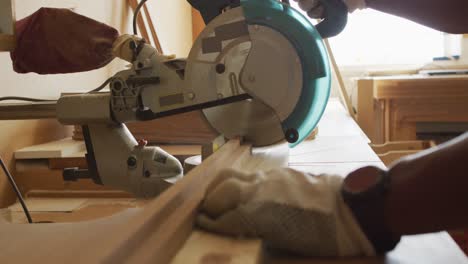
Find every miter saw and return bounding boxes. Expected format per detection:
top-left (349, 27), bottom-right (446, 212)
top-left (55, 0), bottom-right (346, 197)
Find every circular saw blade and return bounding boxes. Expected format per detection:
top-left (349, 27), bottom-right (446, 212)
top-left (202, 99), bottom-right (285, 147)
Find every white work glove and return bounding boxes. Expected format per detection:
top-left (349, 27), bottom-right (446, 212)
top-left (293, 0), bottom-right (366, 18)
top-left (197, 168), bottom-right (375, 257)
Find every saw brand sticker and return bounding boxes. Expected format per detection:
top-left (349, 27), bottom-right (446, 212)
top-left (159, 93), bottom-right (185, 107)
top-left (202, 20), bottom-right (249, 54)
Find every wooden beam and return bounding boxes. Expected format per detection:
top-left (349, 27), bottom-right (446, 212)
top-left (191, 8), bottom-right (205, 41)
top-left (324, 39), bottom-right (355, 120)
top-left (142, 3), bottom-right (163, 54)
top-left (0, 0), bottom-right (15, 51)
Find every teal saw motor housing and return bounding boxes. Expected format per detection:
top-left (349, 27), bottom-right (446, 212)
top-left (241, 0), bottom-right (331, 147)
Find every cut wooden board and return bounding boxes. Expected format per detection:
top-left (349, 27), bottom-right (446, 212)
top-left (171, 230), bottom-right (262, 264)
top-left (15, 138), bottom-right (85, 159)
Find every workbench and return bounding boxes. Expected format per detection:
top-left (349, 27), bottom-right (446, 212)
top-left (3, 99), bottom-right (467, 263)
top-left (356, 75), bottom-right (468, 144)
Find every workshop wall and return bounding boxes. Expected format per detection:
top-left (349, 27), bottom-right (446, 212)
top-left (0, 0), bottom-right (193, 207)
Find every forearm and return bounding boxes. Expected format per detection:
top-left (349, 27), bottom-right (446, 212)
top-left (366, 0), bottom-right (468, 34)
top-left (385, 133), bottom-right (468, 236)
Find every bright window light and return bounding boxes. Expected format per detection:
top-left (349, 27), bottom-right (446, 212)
top-left (290, 4), bottom-right (445, 66)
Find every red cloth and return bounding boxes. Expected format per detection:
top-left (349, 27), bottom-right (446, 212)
top-left (11, 8), bottom-right (119, 74)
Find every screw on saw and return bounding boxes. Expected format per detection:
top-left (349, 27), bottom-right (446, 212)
top-left (216, 63), bottom-right (226, 74)
top-left (127, 156), bottom-right (138, 169)
top-left (285, 128), bottom-right (299, 143)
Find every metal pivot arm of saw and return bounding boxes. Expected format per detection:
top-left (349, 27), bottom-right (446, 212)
top-left (188, 0), bottom-right (347, 38)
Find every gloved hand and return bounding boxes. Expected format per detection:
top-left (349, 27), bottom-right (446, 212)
top-left (197, 168), bottom-right (375, 257)
top-left (112, 34), bottom-right (144, 63)
top-left (11, 7), bottom-right (119, 74)
top-left (293, 0), bottom-right (366, 19)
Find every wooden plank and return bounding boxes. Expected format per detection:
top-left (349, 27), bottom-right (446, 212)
top-left (171, 231), bottom-right (262, 264)
top-left (373, 75), bottom-right (468, 100)
top-left (101, 140), bottom-right (262, 264)
top-left (324, 40), bottom-right (355, 119)
top-left (142, 3), bottom-right (163, 53)
top-left (1, 100), bottom-right (465, 263)
top-left (192, 8), bottom-right (205, 41)
top-left (0, 0), bottom-right (15, 51)
top-left (15, 138), bottom-right (85, 159)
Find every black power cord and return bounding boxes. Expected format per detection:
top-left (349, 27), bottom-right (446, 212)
top-left (0, 97), bottom-right (56, 103)
top-left (133, 0), bottom-right (150, 36)
top-left (0, 156), bottom-right (33, 224)
top-left (86, 77), bottom-right (115, 93)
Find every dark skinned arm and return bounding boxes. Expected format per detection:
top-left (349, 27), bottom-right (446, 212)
top-left (385, 133), bottom-right (468, 236)
top-left (366, 0), bottom-right (468, 34)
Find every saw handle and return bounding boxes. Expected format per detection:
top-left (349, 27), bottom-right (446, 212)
top-left (314, 0), bottom-right (348, 38)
